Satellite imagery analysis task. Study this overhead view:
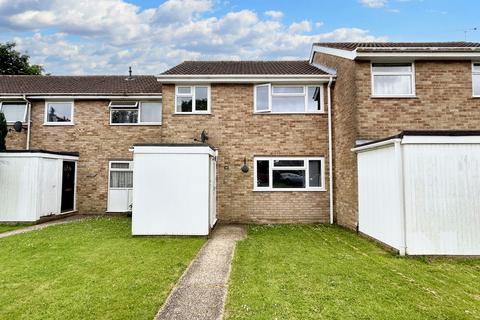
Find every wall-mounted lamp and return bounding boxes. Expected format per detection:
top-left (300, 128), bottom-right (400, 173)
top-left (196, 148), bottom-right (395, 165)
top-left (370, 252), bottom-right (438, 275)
top-left (241, 157), bottom-right (249, 173)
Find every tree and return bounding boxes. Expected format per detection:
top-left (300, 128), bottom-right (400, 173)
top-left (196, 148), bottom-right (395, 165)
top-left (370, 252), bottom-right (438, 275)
top-left (0, 112), bottom-right (7, 151)
top-left (0, 42), bottom-right (43, 75)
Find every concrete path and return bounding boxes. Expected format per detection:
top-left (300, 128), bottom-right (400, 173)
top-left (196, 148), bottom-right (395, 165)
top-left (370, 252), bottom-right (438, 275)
top-left (156, 224), bottom-right (246, 320)
top-left (0, 215), bottom-right (84, 239)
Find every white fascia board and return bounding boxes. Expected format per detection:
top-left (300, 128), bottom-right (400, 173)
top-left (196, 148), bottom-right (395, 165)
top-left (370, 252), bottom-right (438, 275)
top-left (156, 74), bottom-right (333, 84)
top-left (356, 51), bottom-right (480, 60)
top-left (22, 95), bottom-right (162, 100)
top-left (351, 138), bottom-right (401, 153)
top-left (0, 152), bottom-right (79, 160)
top-left (310, 45), bottom-right (357, 61)
top-left (133, 145), bottom-right (216, 156)
top-left (401, 135), bottom-right (480, 145)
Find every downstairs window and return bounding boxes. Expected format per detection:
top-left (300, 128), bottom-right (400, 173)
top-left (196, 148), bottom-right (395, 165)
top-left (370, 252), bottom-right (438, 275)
top-left (254, 157), bottom-right (325, 191)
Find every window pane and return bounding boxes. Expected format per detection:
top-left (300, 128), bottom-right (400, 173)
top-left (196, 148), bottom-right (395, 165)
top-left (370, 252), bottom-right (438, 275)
top-left (273, 159), bottom-right (304, 167)
top-left (307, 86), bottom-right (322, 112)
top-left (373, 75), bottom-right (412, 95)
top-left (272, 96), bottom-right (305, 112)
top-left (195, 87), bottom-right (208, 111)
top-left (272, 86), bottom-right (304, 94)
top-left (309, 160), bottom-right (322, 187)
top-left (273, 170), bottom-right (305, 188)
top-left (177, 86), bottom-right (191, 94)
top-left (47, 103), bottom-right (72, 122)
top-left (372, 64), bottom-right (412, 73)
top-left (140, 102), bottom-right (162, 122)
top-left (110, 171), bottom-right (133, 188)
top-left (177, 96), bottom-right (192, 112)
top-left (256, 160), bottom-right (269, 187)
top-left (474, 74), bottom-right (480, 96)
top-left (255, 85), bottom-right (269, 111)
top-left (111, 163), bottom-right (130, 169)
top-left (1, 103), bottom-right (26, 122)
top-left (474, 64), bottom-right (480, 72)
top-left (111, 109), bottom-right (138, 123)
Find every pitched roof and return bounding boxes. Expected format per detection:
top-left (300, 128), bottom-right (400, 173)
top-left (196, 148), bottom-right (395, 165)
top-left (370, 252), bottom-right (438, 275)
top-left (161, 60), bottom-right (330, 75)
top-left (313, 42), bottom-right (480, 51)
top-left (0, 75), bottom-right (161, 95)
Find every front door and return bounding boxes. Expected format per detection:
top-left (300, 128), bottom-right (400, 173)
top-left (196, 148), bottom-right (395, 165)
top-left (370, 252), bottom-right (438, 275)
top-left (61, 161), bottom-right (76, 212)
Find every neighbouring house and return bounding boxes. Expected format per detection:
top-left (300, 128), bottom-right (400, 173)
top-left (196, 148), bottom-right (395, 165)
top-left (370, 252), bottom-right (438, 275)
top-left (1, 42), bottom-right (480, 254)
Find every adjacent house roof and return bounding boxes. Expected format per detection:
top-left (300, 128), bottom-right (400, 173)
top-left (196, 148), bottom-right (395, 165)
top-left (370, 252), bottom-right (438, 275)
top-left (159, 60), bottom-right (333, 83)
top-left (0, 75), bottom-right (162, 97)
top-left (311, 41), bottom-right (480, 61)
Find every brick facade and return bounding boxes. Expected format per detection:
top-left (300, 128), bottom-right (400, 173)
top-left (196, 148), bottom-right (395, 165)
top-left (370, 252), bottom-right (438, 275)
top-left (6, 86), bottom-right (331, 223)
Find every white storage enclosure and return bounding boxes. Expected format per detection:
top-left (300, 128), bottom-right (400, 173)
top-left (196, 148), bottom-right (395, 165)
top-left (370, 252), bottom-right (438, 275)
top-left (354, 131), bottom-right (480, 256)
top-left (132, 144), bottom-right (217, 236)
top-left (0, 150), bottom-right (79, 222)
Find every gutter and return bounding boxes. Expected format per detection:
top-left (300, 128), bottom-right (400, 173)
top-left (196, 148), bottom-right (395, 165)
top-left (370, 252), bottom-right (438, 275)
top-left (21, 94), bottom-right (31, 150)
top-left (327, 76), bottom-right (334, 224)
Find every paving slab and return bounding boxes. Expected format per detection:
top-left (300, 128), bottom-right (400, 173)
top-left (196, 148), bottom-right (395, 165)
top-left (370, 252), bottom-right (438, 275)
top-left (0, 215), bottom-right (84, 239)
top-left (155, 224), bottom-right (246, 320)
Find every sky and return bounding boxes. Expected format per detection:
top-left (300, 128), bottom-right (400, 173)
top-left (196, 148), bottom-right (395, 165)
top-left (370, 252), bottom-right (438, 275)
top-left (0, 0), bottom-right (477, 75)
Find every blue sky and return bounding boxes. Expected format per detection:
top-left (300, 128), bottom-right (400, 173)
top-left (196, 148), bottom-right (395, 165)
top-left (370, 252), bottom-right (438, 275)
top-left (0, 0), bottom-right (476, 75)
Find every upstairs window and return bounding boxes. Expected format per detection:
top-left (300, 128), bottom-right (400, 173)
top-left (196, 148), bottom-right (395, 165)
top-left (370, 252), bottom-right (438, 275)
top-left (254, 157), bottom-right (325, 191)
top-left (0, 102), bottom-right (27, 123)
top-left (110, 101), bottom-right (162, 125)
top-left (175, 85), bottom-right (210, 113)
top-left (473, 63), bottom-right (480, 97)
top-left (371, 63), bottom-right (415, 97)
top-left (45, 101), bottom-right (74, 125)
top-left (254, 84), bottom-right (324, 113)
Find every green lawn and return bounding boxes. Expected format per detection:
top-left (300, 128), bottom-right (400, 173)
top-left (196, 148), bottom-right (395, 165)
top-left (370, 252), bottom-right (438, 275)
top-left (0, 223), bottom-right (31, 233)
top-left (226, 225), bottom-right (480, 320)
top-left (0, 217), bottom-right (205, 320)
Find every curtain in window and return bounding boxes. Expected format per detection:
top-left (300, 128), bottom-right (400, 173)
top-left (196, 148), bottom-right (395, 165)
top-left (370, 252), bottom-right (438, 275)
top-left (110, 171), bottom-right (133, 188)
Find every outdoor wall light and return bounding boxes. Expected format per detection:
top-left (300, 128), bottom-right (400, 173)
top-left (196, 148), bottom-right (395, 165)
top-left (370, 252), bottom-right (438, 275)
top-left (241, 157), bottom-right (249, 173)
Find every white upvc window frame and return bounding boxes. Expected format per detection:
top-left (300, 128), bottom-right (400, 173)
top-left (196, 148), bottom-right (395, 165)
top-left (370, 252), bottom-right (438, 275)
top-left (0, 101), bottom-right (28, 123)
top-left (175, 85), bottom-right (211, 114)
top-left (371, 62), bottom-right (416, 98)
top-left (44, 100), bottom-right (74, 125)
top-left (253, 84), bottom-right (325, 114)
top-left (253, 156), bottom-right (326, 192)
top-left (108, 161), bottom-right (134, 190)
top-left (109, 101), bottom-right (162, 125)
top-left (472, 62), bottom-right (480, 97)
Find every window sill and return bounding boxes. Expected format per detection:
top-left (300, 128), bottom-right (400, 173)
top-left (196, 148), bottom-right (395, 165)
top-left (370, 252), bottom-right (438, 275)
top-left (253, 188), bottom-right (326, 192)
top-left (370, 95), bottom-right (417, 99)
top-left (43, 122), bottom-right (74, 126)
top-left (472, 96), bottom-right (480, 99)
top-left (253, 112), bottom-right (326, 115)
top-left (109, 123), bottom-right (162, 126)
top-left (173, 112), bottom-right (212, 115)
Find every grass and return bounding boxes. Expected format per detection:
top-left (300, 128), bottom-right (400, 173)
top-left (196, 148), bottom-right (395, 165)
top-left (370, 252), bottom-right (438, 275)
top-left (226, 225), bottom-right (480, 320)
top-left (0, 223), bottom-right (32, 233)
top-left (0, 217), bottom-right (205, 320)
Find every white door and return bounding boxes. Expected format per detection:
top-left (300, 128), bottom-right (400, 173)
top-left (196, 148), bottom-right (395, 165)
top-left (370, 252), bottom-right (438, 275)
top-left (39, 158), bottom-right (60, 217)
top-left (209, 156), bottom-right (217, 227)
top-left (107, 161), bottom-right (133, 212)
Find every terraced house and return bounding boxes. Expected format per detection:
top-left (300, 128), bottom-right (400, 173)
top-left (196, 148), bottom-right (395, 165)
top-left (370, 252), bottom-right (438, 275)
top-left (2, 41), bottom-right (480, 255)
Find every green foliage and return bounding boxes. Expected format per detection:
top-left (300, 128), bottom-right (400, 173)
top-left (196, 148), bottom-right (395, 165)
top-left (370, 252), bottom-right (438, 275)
top-left (0, 111), bottom-right (7, 151)
top-left (227, 225), bottom-right (480, 320)
top-left (0, 42), bottom-right (43, 75)
top-left (0, 217), bottom-right (205, 319)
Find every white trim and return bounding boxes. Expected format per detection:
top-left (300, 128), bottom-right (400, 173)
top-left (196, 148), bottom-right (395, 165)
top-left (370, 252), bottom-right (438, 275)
top-left (174, 85), bottom-right (211, 114)
top-left (0, 95), bottom-right (162, 100)
top-left (371, 62), bottom-right (416, 98)
top-left (159, 75), bottom-right (332, 84)
top-left (401, 135), bottom-right (480, 144)
top-left (311, 60), bottom-right (337, 76)
top-left (472, 62), bottom-right (480, 97)
top-left (352, 138), bottom-right (400, 153)
top-left (0, 152), bottom-right (79, 160)
top-left (254, 84), bottom-right (325, 114)
top-left (253, 156), bottom-right (326, 192)
top-left (357, 51), bottom-right (480, 60)
top-left (44, 100), bottom-right (74, 125)
top-left (310, 45), bottom-right (357, 61)
top-left (0, 101), bottom-right (28, 123)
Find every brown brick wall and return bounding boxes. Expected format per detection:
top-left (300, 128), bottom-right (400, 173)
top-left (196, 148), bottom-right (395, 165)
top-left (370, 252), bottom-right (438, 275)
top-left (161, 84), bottom-right (330, 223)
top-left (5, 126), bottom-right (27, 149)
top-left (313, 53), bottom-right (359, 229)
top-left (19, 86), bottom-right (330, 223)
top-left (357, 60), bottom-right (480, 139)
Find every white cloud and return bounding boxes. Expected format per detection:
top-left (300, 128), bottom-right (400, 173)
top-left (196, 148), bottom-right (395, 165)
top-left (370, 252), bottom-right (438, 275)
top-left (0, 0), bottom-right (387, 75)
top-left (264, 10), bottom-right (283, 19)
top-left (315, 21), bottom-right (324, 28)
top-left (359, 0), bottom-right (388, 8)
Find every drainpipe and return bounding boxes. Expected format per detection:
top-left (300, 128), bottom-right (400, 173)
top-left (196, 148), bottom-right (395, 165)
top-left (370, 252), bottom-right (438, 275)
top-left (327, 77), bottom-right (334, 224)
top-left (22, 94), bottom-right (31, 150)
top-left (394, 140), bottom-right (407, 256)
